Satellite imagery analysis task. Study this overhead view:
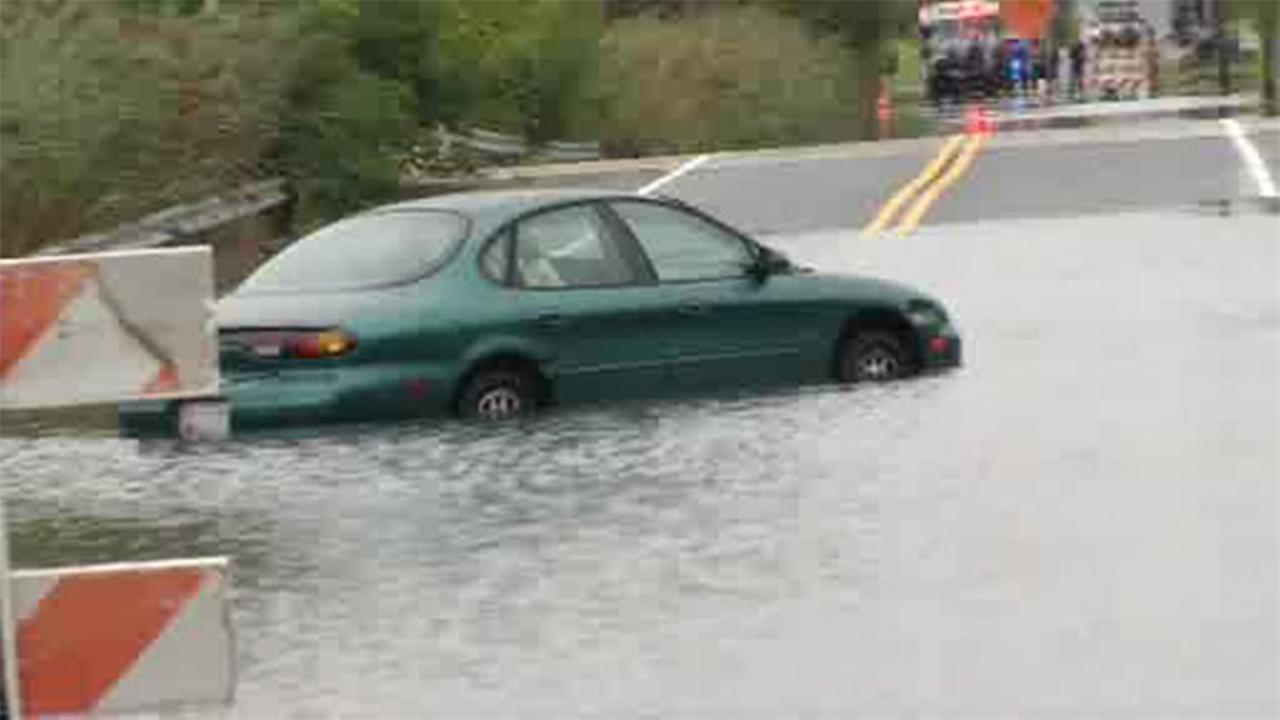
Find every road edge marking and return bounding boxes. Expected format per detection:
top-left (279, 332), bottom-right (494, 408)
top-left (1220, 118), bottom-right (1279, 198)
top-left (637, 153), bottom-right (712, 195)
top-left (861, 134), bottom-right (967, 237)
top-left (897, 134), bottom-right (987, 235)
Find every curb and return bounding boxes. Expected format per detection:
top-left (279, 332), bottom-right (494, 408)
top-left (938, 95), bottom-right (1259, 133)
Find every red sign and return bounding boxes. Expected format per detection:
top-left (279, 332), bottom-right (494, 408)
top-left (1001, 0), bottom-right (1055, 40)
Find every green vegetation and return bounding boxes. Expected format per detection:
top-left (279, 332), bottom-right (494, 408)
top-left (1165, 0), bottom-right (1277, 110)
top-left (1, 0), bottom-right (914, 255)
top-left (1232, 0), bottom-right (1279, 115)
top-left (597, 6), bottom-right (862, 156)
top-left (1, 1), bottom-right (294, 255)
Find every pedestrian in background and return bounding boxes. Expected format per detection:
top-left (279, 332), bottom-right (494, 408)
top-left (966, 37), bottom-right (986, 100)
top-left (984, 31), bottom-right (1001, 98)
top-left (1070, 40), bottom-right (1087, 100)
top-left (1016, 38), bottom-right (1033, 96)
top-left (1035, 40), bottom-right (1051, 102)
top-left (1144, 24), bottom-right (1160, 97)
top-left (1008, 40), bottom-right (1024, 96)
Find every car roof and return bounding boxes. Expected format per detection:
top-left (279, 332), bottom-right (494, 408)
top-left (376, 188), bottom-right (648, 224)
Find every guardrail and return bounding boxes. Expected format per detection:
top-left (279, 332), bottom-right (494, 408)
top-left (440, 127), bottom-right (601, 163)
top-left (33, 179), bottom-right (293, 294)
top-left (36, 179), bottom-right (290, 258)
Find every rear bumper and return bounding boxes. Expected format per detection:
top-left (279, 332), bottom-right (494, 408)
top-left (119, 363), bottom-right (458, 438)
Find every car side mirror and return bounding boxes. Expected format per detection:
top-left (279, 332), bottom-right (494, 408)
top-left (748, 245), bottom-right (791, 281)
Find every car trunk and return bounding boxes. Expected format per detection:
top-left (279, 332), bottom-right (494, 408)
top-left (216, 290), bottom-right (392, 371)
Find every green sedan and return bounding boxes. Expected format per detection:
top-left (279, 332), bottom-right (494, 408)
top-left (121, 188), bottom-right (960, 435)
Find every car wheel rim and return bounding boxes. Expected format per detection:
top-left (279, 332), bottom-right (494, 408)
top-left (476, 386), bottom-right (522, 419)
top-left (857, 348), bottom-right (901, 381)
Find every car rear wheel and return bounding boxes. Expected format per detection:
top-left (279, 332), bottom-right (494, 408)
top-left (459, 368), bottom-right (538, 420)
top-left (838, 331), bottom-right (912, 384)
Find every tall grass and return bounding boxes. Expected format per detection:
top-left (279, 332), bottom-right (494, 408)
top-left (596, 6), bottom-right (866, 157)
top-left (0, 1), bottom-right (294, 256)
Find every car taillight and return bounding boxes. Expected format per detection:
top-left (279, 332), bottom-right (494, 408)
top-left (225, 328), bottom-right (359, 360)
top-left (284, 329), bottom-right (357, 359)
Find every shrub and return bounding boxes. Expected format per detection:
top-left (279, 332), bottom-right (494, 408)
top-left (272, 8), bottom-right (416, 225)
top-left (596, 5), bottom-right (864, 157)
top-left (0, 1), bottom-right (292, 255)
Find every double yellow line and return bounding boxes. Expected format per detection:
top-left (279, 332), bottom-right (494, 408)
top-left (862, 133), bottom-right (987, 236)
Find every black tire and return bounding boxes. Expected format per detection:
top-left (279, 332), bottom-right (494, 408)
top-left (837, 331), bottom-right (913, 384)
top-left (457, 368), bottom-right (538, 420)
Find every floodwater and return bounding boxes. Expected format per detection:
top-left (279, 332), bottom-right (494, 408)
top-left (2, 209), bottom-right (1277, 718)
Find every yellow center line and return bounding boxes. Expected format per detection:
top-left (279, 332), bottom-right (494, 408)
top-left (861, 134), bottom-right (967, 237)
top-left (896, 133), bottom-right (987, 235)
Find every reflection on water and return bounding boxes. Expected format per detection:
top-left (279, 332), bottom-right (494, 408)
top-left (1, 212), bottom-right (1276, 717)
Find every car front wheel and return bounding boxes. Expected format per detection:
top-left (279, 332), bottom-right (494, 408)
top-left (458, 368), bottom-right (538, 420)
top-left (838, 331), bottom-right (913, 383)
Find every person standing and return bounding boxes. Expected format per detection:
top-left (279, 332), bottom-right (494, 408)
top-left (1070, 40), bottom-right (1087, 100)
top-left (966, 37), bottom-right (986, 100)
top-left (1016, 38), bottom-right (1033, 95)
top-left (984, 30), bottom-right (1001, 98)
top-left (1145, 24), bottom-right (1160, 97)
top-left (1034, 40), bottom-right (1050, 101)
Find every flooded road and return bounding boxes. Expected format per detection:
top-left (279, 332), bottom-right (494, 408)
top-left (2, 209), bottom-right (1277, 718)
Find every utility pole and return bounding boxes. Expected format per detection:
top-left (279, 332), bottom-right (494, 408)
top-left (1263, 0), bottom-right (1279, 115)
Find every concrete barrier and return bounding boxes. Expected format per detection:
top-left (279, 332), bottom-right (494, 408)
top-left (0, 248), bottom-right (219, 409)
top-left (1, 247), bottom-right (234, 716)
top-left (10, 558), bottom-right (234, 717)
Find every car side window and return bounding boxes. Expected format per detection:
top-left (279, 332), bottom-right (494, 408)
top-left (610, 200), bottom-right (753, 282)
top-left (513, 204), bottom-right (639, 289)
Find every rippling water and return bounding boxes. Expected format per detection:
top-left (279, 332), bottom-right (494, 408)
top-left (2, 211), bottom-right (1276, 717)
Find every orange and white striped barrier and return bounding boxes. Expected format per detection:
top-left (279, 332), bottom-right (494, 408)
top-left (8, 557), bottom-right (234, 717)
top-left (2, 246), bottom-right (234, 717)
top-left (0, 248), bottom-right (219, 410)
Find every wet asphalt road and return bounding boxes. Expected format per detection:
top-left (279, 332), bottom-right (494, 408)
top-left (660, 119), bottom-right (1276, 234)
top-left (932, 134), bottom-right (1242, 224)
top-left (1255, 129), bottom-right (1280, 183)
top-left (2, 120), bottom-right (1278, 718)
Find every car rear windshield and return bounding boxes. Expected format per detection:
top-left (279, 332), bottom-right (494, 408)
top-left (239, 210), bottom-right (468, 293)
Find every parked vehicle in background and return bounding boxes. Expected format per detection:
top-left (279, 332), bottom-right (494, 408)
top-left (920, 0), bottom-right (1003, 104)
top-left (119, 189), bottom-right (963, 435)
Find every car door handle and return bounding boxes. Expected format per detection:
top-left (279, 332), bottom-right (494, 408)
top-left (535, 312), bottom-right (567, 329)
top-left (677, 303), bottom-right (710, 318)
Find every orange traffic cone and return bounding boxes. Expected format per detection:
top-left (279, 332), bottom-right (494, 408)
top-left (877, 84), bottom-right (893, 139)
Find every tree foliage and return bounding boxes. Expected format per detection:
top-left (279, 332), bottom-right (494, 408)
top-left (435, 0), bottom-right (601, 141)
top-left (597, 5), bottom-right (861, 156)
top-left (1, 0), bottom-right (293, 254)
top-left (1, 0), bottom-right (914, 253)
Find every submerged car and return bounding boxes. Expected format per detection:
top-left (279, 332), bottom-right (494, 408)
top-left (121, 188), bottom-right (961, 435)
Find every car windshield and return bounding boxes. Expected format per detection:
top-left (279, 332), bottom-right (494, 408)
top-left (239, 210), bottom-right (467, 293)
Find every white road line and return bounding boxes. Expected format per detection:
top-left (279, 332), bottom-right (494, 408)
top-left (1220, 118), bottom-right (1279, 198)
top-left (637, 153), bottom-right (711, 195)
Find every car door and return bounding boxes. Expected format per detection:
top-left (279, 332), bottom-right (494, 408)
top-left (500, 201), bottom-right (676, 405)
top-left (604, 198), bottom-right (832, 391)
